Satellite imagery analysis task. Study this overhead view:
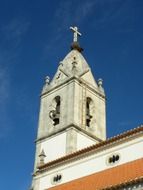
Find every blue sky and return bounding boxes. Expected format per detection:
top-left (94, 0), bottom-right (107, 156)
top-left (0, 0), bottom-right (143, 189)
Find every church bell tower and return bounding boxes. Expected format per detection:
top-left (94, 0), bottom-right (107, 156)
top-left (31, 26), bottom-right (106, 190)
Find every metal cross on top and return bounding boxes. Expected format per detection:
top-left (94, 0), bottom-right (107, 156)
top-left (70, 26), bottom-right (82, 42)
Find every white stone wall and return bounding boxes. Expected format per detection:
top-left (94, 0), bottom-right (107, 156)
top-left (35, 129), bottom-right (96, 167)
top-left (76, 132), bottom-right (96, 150)
top-left (81, 69), bottom-right (98, 88)
top-left (37, 80), bottom-right (75, 139)
top-left (73, 80), bottom-right (106, 140)
top-left (40, 132), bottom-right (67, 163)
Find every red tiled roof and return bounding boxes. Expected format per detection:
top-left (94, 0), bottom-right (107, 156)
top-left (38, 125), bottom-right (143, 171)
top-left (48, 158), bottom-right (143, 190)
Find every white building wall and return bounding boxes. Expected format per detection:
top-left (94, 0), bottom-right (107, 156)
top-left (37, 129), bottom-right (96, 165)
top-left (36, 135), bottom-right (143, 190)
top-left (40, 132), bottom-right (67, 163)
top-left (77, 133), bottom-right (96, 150)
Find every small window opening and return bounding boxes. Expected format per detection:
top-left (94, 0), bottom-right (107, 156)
top-left (53, 174), bottom-right (62, 182)
top-left (108, 154), bottom-right (120, 164)
top-left (52, 174), bottom-right (62, 184)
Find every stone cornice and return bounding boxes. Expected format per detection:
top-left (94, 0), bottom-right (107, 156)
top-left (35, 123), bottom-right (102, 143)
top-left (41, 76), bottom-right (105, 99)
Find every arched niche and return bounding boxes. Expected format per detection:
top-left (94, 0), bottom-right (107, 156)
top-left (49, 96), bottom-right (61, 126)
top-left (86, 97), bottom-right (94, 127)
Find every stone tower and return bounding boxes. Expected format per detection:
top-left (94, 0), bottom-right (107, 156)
top-left (31, 27), bottom-right (106, 190)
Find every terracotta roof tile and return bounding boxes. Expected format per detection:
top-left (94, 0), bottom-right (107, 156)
top-left (48, 158), bottom-right (143, 190)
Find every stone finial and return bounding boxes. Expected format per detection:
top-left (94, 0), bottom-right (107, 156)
top-left (41, 76), bottom-right (50, 94)
top-left (39, 149), bottom-right (46, 165)
top-left (98, 78), bottom-right (103, 87)
top-left (45, 76), bottom-right (50, 85)
top-left (98, 78), bottom-right (105, 93)
top-left (59, 61), bottom-right (63, 66)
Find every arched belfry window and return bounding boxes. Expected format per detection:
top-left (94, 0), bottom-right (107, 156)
top-left (55, 96), bottom-right (60, 114)
top-left (86, 97), bottom-right (93, 127)
top-left (49, 96), bottom-right (61, 126)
